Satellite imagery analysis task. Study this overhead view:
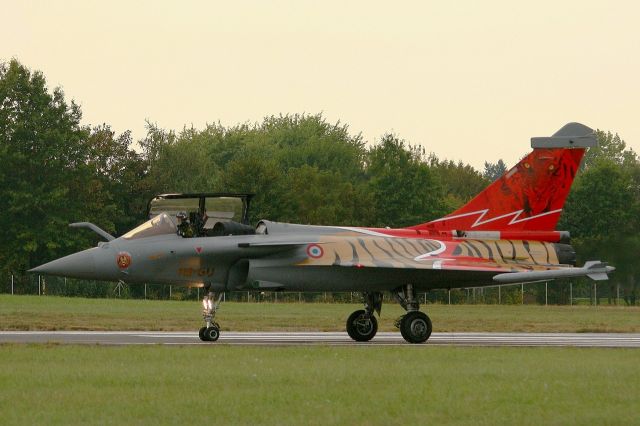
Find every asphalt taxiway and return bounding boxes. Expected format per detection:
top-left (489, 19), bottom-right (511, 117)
top-left (1, 331), bottom-right (639, 347)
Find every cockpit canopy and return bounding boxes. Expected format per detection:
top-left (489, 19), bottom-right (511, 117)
top-left (147, 193), bottom-right (253, 225)
top-left (121, 213), bottom-right (177, 240)
top-left (143, 193), bottom-right (256, 238)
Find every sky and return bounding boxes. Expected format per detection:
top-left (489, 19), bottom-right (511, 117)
top-left (2, 0), bottom-right (639, 170)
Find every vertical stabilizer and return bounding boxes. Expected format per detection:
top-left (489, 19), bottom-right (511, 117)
top-left (411, 123), bottom-right (595, 232)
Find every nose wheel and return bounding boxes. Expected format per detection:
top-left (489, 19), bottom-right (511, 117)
top-left (199, 289), bottom-right (222, 342)
top-left (199, 325), bottom-right (220, 342)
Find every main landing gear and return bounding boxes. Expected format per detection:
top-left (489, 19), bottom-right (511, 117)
top-left (394, 284), bottom-right (432, 343)
top-left (199, 286), bottom-right (223, 342)
top-left (345, 285), bottom-right (433, 344)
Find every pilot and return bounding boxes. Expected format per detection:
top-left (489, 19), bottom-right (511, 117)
top-left (176, 211), bottom-right (193, 237)
top-left (189, 211), bottom-right (205, 237)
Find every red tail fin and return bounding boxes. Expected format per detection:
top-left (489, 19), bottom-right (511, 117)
top-left (411, 123), bottom-right (595, 232)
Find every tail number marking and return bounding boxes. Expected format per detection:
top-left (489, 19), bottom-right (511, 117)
top-left (178, 267), bottom-right (214, 277)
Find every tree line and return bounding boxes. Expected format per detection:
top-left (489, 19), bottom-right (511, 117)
top-left (1, 59), bottom-right (638, 304)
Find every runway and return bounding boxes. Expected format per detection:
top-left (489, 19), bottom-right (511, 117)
top-left (1, 331), bottom-right (639, 347)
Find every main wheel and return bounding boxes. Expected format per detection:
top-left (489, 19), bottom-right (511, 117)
top-left (399, 311), bottom-right (432, 344)
top-left (203, 326), bottom-right (220, 342)
top-left (346, 310), bottom-right (378, 342)
top-left (198, 326), bottom-right (207, 341)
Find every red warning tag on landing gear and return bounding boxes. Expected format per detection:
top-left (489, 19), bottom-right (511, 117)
top-left (116, 252), bottom-right (132, 269)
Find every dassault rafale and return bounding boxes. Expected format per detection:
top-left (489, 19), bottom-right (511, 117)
top-left (31, 122), bottom-right (614, 343)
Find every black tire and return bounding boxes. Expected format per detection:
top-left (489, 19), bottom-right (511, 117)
top-left (198, 326), bottom-right (207, 341)
top-left (204, 326), bottom-right (220, 342)
top-left (346, 310), bottom-right (378, 342)
top-left (399, 311), bottom-right (432, 344)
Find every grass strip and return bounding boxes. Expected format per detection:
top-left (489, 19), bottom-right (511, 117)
top-left (0, 344), bottom-right (638, 425)
top-left (1, 294), bottom-right (639, 333)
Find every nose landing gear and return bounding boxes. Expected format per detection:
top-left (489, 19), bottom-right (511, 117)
top-left (199, 287), bottom-right (222, 342)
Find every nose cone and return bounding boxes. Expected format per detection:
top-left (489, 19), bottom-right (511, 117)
top-left (29, 248), bottom-right (97, 279)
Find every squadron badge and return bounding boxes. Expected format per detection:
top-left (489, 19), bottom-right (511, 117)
top-left (116, 252), bottom-right (132, 269)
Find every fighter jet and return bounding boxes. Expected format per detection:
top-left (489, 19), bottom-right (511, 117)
top-left (31, 122), bottom-right (614, 343)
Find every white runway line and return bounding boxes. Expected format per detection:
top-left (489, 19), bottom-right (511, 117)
top-left (1, 331), bottom-right (639, 347)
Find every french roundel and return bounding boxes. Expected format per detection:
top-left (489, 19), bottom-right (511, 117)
top-left (306, 244), bottom-right (324, 259)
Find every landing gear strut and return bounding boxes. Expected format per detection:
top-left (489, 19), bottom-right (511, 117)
top-left (199, 286), bottom-right (222, 342)
top-left (346, 292), bottom-right (382, 342)
top-left (394, 284), bottom-right (432, 343)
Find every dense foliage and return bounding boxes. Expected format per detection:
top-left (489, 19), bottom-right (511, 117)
top-left (1, 60), bottom-right (639, 304)
top-left (559, 131), bottom-right (640, 305)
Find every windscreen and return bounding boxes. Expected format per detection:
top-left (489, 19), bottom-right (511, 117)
top-left (149, 198), bottom-right (200, 218)
top-left (122, 213), bottom-right (177, 240)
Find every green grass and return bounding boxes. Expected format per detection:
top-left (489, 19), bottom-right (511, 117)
top-left (0, 345), bottom-right (638, 425)
top-left (1, 294), bottom-right (639, 332)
